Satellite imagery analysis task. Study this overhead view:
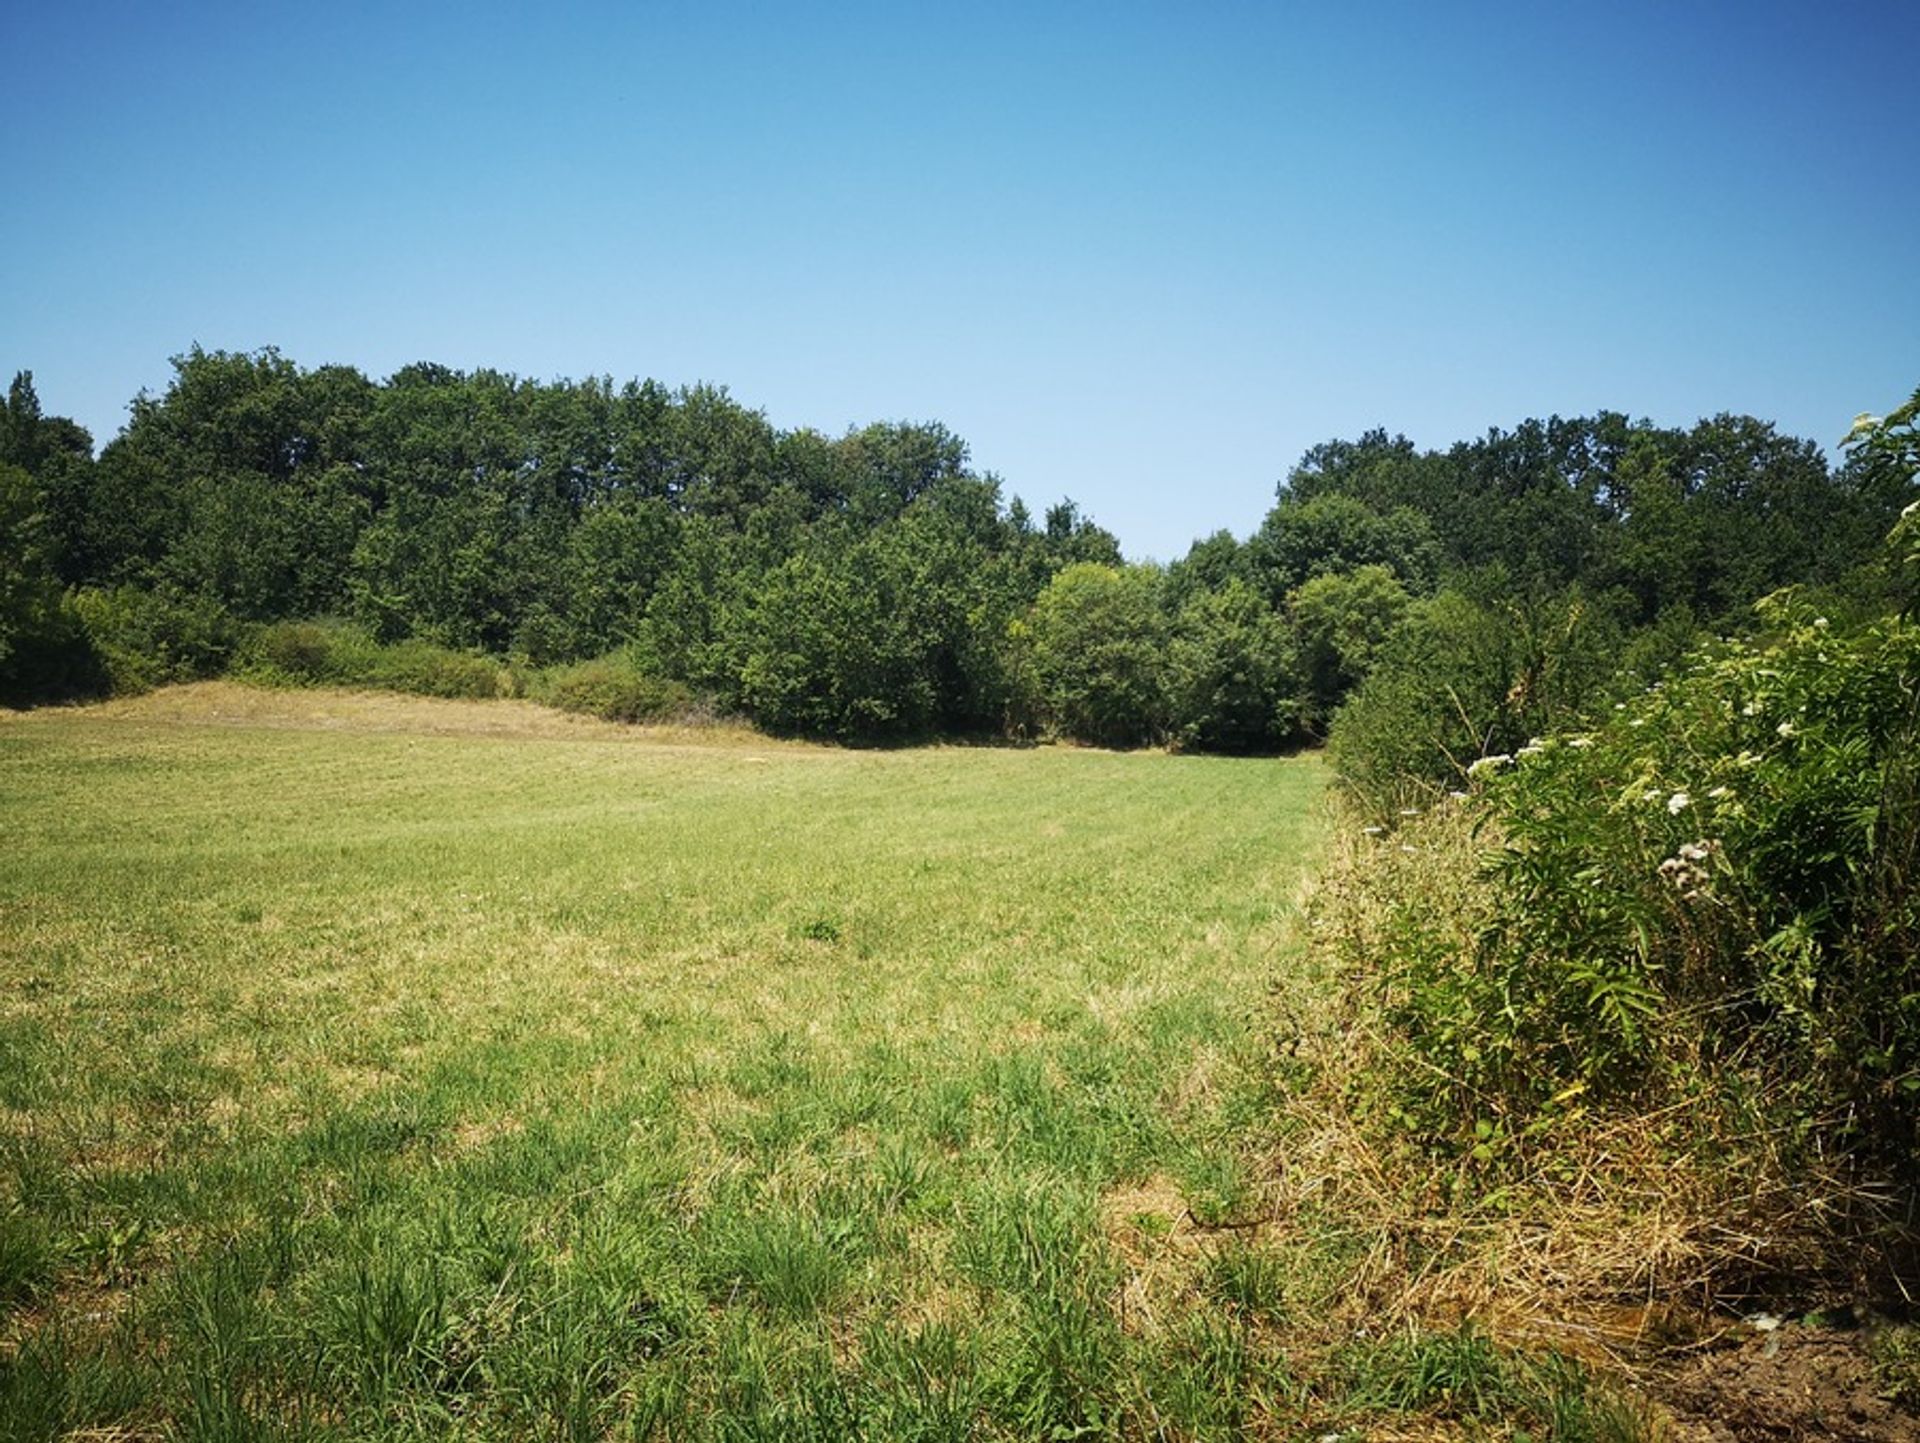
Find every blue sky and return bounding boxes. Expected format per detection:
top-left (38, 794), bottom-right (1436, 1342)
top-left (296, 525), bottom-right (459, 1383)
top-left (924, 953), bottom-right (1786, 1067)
top-left (3, 1), bottom-right (1915, 559)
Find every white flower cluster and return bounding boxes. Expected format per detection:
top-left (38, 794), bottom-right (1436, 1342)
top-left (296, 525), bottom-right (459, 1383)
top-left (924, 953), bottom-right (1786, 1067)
top-left (1466, 753), bottom-right (1512, 776)
top-left (1657, 838), bottom-right (1721, 902)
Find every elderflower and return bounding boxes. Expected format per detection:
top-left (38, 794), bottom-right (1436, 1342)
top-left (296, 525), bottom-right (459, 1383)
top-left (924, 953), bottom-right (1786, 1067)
top-left (1776, 720), bottom-right (1796, 739)
top-left (1667, 791), bottom-right (1691, 814)
top-left (1467, 753), bottom-right (1512, 776)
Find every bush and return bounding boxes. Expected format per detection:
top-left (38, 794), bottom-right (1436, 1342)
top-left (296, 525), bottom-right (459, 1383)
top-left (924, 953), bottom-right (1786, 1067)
top-left (0, 463), bottom-right (82, 702)
top-left (360, 639), bottom-right (505, 699)
top-left (1347, 594), bottom-right (1920, 1170)
top-left (237, 619), bottom-right (505, 699)
top-left (238, 617), bottom-right (353, 683)
top-left (1329, 586), bottom-right (1629, 812)
top-left (532, 652), bottom-right (697, 723)
top-left (1288, 564), bottom-right (1410, 732)
top-left (69, 585), bottom-right (238, 695)
top-left (1167, 577), bottom-right (1298, 753)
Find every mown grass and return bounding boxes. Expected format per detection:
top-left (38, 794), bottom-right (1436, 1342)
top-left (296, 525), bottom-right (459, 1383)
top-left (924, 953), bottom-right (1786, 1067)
top-left (0, 684), bottom-right (1346, 1440)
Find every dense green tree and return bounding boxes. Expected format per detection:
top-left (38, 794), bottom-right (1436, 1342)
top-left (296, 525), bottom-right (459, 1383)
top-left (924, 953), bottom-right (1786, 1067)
top-left (1289, 564), bottom-right (1412, 732)
top-left (7, 344), bottom-right (1903, 757)
top-left (0, 464), bottom-right (74, 697)
top-left (731, 549), bottom-right (931, 738)
top-left (2, 371), bottom-right (96, 584)
top-left (535, 497), bottom-right (680, 660)
top-left (1167, 577), bottom-right (1296, 752)
top-left (1025, 563), bottom-right (1169, 747)
top-left (1280, 428), bottom-right (1439, 513)
top-left (1247, 493), bottom-right (1441, 604)
top-left (1164, 529), bottom-right (1250, 611)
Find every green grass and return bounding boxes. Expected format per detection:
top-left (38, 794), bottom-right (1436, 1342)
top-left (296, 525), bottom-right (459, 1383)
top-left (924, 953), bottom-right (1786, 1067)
top-left (0, 684), bottom-right (1329, 1440)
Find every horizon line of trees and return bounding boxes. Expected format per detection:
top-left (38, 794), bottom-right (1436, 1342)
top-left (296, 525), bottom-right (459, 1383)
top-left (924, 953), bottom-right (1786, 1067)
top-left (3, 348), bottom-right (1914, 753)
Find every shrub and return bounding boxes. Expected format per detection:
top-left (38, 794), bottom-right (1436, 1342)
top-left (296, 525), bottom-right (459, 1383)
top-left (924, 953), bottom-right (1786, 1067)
top-left (237, 619), bottom-right (505, 699)
top-left (1287, 563), bottom-right (1410, 732)
top-left (237, 618), bottom-right (353, 683)
top-left (532, 652), bottom-right (697, 723)
top-left (68, 585), bottom-right (238, 695)
top-left (1329, 586), bottom-right (1630, 812)
top-left (358, 638), bottom-right (504, 699)
top-left (1347, 593), bottom-right (1920, 1170)
top-left (0, 463), bottom-right (81, 702)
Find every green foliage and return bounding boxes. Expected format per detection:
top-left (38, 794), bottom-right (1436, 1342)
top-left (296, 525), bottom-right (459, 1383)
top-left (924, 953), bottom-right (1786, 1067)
top-left (236, 619), bottom-right (504, 698)
top-left (1842, 387), bottom-right (1920, 614)
top-left (10, 346), bottom-right (1909, 766)
top-left (1249, 492), bottom-right (1441, 603)
top-left (531, 650), bottom-right (698, 723)
top-left (1360, 588), bottom-right (1920, 1163)
top-left (1025, 562), bottom-right (1170, 747)
top-left (68, 585), bottom-right (238, 694)
top-left (1870, 1323), bottom-right (1920, 1407)
top-left (1167, 576), bottom-right (1297, 753)
top-left (0, 464), bottom-right (82, 701)
top-left (1288, 563), bottom-right (1411, 732)
top-left (1276, 413), bottom-right (1902, 616)
top-left (729, 549), bottom-right (937, 739)
top-left (1330, 585), bottom-right (1630, 809)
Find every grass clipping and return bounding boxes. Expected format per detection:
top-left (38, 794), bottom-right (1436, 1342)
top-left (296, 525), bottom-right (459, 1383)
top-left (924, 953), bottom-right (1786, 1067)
top-left (1271, 798), bottom-right (1915, 1372)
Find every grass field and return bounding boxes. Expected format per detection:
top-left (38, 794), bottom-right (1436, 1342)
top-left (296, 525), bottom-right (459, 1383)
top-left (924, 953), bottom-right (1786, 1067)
top-left (1, 683), bottom-right (1334, 1440)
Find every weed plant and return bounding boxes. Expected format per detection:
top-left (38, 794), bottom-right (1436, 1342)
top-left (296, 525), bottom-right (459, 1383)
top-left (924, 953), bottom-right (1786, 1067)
top-left (1297, 578), bottom-right (1920, 1320)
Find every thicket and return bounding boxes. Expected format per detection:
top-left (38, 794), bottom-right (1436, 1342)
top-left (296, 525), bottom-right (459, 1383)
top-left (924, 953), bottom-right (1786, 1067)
top-left (4, 352), bottom-right (1908, 760)
top-left (1298, 397), bottom-right (1920, 1311)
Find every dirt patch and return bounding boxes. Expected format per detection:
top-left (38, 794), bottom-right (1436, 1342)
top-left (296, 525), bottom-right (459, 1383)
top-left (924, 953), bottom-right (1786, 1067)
top-left (1656, 1324), bottom-right (1920, 1442)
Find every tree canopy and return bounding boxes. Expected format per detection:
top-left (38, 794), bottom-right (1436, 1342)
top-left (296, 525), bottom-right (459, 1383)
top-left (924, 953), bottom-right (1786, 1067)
top-left (4, 349), bottom-right (1911, 751)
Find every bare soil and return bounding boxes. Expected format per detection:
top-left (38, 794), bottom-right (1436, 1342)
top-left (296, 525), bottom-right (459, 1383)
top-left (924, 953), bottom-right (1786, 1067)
top-left (1657, 1324), bottom-right (1919, 1442)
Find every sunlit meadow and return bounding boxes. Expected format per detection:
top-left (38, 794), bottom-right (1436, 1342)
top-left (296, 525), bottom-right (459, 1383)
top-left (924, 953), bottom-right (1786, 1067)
top-left (0, 685), bottom-right (1327, 1440)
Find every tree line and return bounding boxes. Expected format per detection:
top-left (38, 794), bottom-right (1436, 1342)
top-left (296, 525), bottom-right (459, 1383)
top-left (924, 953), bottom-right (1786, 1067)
top-left (3, 348), bottom-right (1912, 756)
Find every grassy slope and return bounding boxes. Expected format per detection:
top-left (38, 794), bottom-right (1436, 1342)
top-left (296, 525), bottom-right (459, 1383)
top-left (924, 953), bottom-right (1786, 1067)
top-left (0, 684), bottom-right (1327, 1441)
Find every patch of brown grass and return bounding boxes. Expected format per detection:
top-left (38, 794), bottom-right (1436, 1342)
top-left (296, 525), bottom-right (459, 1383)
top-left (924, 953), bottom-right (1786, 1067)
top-left (17, 680), bottom-right (800, 752)
top-left (1273, 795), bottom-right (1920, 1417)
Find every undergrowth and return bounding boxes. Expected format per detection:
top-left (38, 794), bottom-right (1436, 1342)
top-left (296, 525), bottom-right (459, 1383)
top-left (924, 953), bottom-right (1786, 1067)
top-left (1291, 574), bottom-right (1920, 1325)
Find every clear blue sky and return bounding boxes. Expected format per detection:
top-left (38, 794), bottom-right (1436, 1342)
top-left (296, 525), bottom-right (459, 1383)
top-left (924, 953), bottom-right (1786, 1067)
top-left (4, 1), bottom-right (1915, 559)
